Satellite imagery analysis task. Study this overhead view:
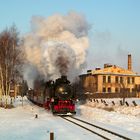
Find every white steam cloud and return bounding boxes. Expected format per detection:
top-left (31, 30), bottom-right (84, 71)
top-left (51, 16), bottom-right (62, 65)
top-left (23, 12), bottom-right (90, 88)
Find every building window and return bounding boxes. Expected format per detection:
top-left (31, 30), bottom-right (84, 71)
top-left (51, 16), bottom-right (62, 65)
top-left (115, 76), bottom-right (118, 83)
top-left (132, 77), bottom-right (135, 84)
top-left (115, 88), bottom-right (119, 93)
top-left (108, 87), bottom-right (111, 92)
top-left (103, 87), bottom-right (106, 92)
top-left (120, 77), bottom-right (123, 84)
top-left (127, 77), bottom-right (130, 84)
top-left (132, 88), bottom-right (135, 92)
top-left (136, 85), bottom-right (140, 92)
top-left (127, 88), bottom-right (130, 92)
top-left (103, 76), bottom-right (106, 83)
top-left (120, 88), bottom-right (124, 93)
top-left (108, 76), bottom-right (111, 83)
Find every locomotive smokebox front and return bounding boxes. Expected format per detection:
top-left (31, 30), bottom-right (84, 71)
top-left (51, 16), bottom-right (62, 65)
top-left (55, 84), bottom-right (72, 100)
top-left (55, 75), bottom-right (72, 100)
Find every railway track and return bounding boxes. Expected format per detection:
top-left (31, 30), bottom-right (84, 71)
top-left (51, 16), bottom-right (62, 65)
top-left (60, 116), bottom-right (132, 140)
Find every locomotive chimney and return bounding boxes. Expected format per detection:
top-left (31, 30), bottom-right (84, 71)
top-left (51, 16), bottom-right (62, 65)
top-left (128, 54), bottom-right (132, 71)
top-left (61, 75), bottom-right (67, 80)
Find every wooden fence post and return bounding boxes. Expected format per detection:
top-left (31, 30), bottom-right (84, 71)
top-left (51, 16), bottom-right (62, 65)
top-left (125, 101), bottom-right (129, 106)
top-left (101, 99), bottom-right (103, 103)
top-left (120, 100), bottom-right (123, 106)
top-left (132, 101), bottom-right (137, 106)
top-left (50, 132), bottom-right (54, 140)
top-left (112, 101), bottom-right (115, 105)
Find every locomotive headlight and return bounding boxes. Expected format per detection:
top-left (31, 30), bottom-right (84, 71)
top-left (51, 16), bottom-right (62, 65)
top-left (59, 87), bottom-right (64, 92)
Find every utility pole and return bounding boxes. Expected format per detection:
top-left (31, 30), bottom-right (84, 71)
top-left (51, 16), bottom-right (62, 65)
top-left (22, 94), bottom-right (23, 107)
top-left (21, 84), bottom-right (23, 107)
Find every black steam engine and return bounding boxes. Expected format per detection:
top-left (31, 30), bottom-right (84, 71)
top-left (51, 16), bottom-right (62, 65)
top-left (27, 76), bottom-right (76, 115)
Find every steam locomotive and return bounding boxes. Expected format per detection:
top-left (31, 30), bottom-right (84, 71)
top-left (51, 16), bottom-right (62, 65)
top-left (27, 76), bottom-right (76, 115)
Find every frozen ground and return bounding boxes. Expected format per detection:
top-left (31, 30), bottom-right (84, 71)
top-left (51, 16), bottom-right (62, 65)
top-left (0, 96), bottom-right (140, 140)
top-left (76, 98), bottom-right (140, 139)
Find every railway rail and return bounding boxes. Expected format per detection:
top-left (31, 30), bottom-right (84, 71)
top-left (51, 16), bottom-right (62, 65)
top-left (60, 116), bottom-right (132, 140)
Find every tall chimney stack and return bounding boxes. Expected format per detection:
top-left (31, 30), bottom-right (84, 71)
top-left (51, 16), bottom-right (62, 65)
top-left (128, 54), bottom-right (132, 71)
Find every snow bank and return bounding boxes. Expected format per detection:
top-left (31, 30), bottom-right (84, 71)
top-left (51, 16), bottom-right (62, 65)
top-left (76, 98), bottom-right (140, 137)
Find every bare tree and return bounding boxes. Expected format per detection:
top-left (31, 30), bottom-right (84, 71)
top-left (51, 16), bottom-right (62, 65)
top-left (119, 77), bottom-right (129, 105)
top-left (0, 25), bottom-right (23, 108)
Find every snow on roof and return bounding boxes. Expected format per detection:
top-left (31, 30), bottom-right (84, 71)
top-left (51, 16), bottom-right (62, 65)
top-left (91, 65), bottom-right (139, 76)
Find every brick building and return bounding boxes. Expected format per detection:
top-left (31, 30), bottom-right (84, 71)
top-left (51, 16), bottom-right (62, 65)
top-left (79, 55), bottom-right (140, 98)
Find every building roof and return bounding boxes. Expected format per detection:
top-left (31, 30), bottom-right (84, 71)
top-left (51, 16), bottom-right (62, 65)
top-left (89, 65), bottom-right (140, 76)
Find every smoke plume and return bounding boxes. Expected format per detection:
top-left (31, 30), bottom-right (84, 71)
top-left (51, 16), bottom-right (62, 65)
top-left (22, 12), bottom-right (90, 87)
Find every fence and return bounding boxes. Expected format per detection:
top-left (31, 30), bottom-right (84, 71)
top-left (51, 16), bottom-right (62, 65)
top-left (87, 92), bottom-right (139, 99)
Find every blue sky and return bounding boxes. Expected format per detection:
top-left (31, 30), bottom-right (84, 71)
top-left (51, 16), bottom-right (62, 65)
top-left (0, 0), bottom-right (140, 72)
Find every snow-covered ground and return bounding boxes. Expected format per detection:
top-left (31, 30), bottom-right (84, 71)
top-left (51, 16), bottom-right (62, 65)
top-left (0, 96), bottom-right (140, 140)
top-left (76, 98), bottom-right (140, 139)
